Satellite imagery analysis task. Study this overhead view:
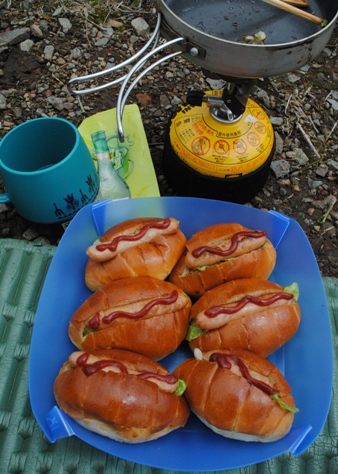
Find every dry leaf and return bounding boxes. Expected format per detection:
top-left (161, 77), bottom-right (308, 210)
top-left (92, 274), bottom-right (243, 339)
top-left (108, 19), bottom-right (124, 28)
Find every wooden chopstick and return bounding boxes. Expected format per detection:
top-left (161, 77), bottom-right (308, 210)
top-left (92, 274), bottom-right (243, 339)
top-left (281, 0), bottom-right (309, 7)
top-left (260, 0), bottom-right (324, 25)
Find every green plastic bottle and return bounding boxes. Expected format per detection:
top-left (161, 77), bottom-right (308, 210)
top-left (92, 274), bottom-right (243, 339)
top-left (91, 130), bottom-right (131, 201)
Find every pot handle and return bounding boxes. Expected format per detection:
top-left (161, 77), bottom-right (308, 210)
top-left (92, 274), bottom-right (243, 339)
top-left (116, 35), bottom-right (184, 142)
top-left (66, 13), bottom-right (163, 96)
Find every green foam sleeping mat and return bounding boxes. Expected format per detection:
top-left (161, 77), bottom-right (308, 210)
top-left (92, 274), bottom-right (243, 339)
top-left (0, 238), bottom-right (337, 474)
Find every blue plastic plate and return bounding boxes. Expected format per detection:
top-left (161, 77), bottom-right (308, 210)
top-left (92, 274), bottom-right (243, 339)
top-left (29, 197), bottom-right (333, 472)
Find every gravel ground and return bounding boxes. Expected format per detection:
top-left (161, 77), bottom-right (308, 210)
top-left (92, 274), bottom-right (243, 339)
top-left (0, 0), bottom-right (337, 277)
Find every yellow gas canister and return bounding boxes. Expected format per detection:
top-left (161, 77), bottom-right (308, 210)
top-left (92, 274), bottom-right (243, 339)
top-left (162, 90), bottom-right (275, 203)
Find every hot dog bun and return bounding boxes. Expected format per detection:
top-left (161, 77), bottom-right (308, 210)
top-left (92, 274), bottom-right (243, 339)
top-left (85, 217), bottom-right (186, 291)
top-left (54, 348), bottom-right (190, 443)
top-left (69, 276), bottom-right (192, 360)
top-left (173, 348), bottom-right (298, 442)
top-left (187, 278), bottom-right (301, 357)
top-left (169, 223), bottom-right (276, 298)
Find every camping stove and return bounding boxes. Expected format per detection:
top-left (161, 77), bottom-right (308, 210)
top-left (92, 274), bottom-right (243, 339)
top-left (67, 4), bottom-right (338, 202)
top-left (161, 79), bottom-right (276, 202)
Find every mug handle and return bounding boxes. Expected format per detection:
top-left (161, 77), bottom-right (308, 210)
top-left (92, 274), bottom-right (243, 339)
top-left (0, 193), bottom-right (10, 203)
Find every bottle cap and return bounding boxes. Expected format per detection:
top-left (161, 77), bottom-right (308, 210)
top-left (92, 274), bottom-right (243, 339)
top-left (91, 130), bottom-right (110, 153)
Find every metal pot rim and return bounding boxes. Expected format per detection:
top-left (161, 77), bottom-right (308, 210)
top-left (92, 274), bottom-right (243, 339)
top-left (157, 0), bottom-right (338, 49)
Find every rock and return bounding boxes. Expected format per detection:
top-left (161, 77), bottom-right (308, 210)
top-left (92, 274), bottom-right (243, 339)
top-left (0, 93), bottom-right (6, 109)
top-left (327, 159), bottom-right (338, 171)
top-left (44, 45), bottom-right (55, 60)
top-left (270, 159), bottom-right (290, 178)
top-left (160, 94), bottom-right (170, 108)
top-left (103, 27), bottom-right (114, 38)
top-left (53, 7), bottom-right (63, 17)
top-left (316, 163), bottom-right (329, 178)
top-left (94, 37), bottom-right (110, 47)
top-left (274, 131), bottom-right (284, 155)
top-left (71, 47), bottom-right (82, 59)
top-left (294, 149), bottom-right (309, 166)
top-left (312, 200), bottom-right (326, 210)
top-left (58, 18), bottom-right (72, 34)
top-left (270, 116), bottom-right (284, 126)
top-left (286, 148), bottom-right (309, 166)
top-left (33, 236), bottom-right (52, 245)
top-left (46, 96), bottom-right (64, 111)
top-left (0, 27), bottom-right (30, 46)
top-left (277, 178), bottom-right (291, 186)
top-left (287, 74), bottom-right (301, 83)
top-left (308, 177), bottom-right (323, 189)
top-left (205, 78), bottom-right (226, 90)
top-left (131, 18), bottom-right (150, 37)
top-left (327, 99), bottom-right (338, 111)
top-left (20, 39), bottom-right (34, 52)
top-left (255, 89), bottom-right (270, 109)
top-left (30, 24), bottom-right (44, 39)
top-left (171, 96), bottom-right (182, 106)
top-left (39, 20), bottom-right (49, 34)
top-left (13, 107), bottom-right (23, 118)
top-left (22, 227), bottom-right (40, 241)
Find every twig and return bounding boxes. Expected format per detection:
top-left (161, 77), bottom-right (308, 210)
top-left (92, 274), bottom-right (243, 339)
top-left (321, 225), bottom-right (335, 235)
top-left (82, 7), bottom-right (93, 48)
top-left (318, 196), bottom-right (337, 224)
top-left (296, 122), bottom-right (321, 158)
top-left (52, 73), bottom-right (63, 83)
top-left (103, 8), bottom-right (112, 24)
top-left (308, 116), bottom-right (320, 135)
top-left (324, 91), bottom-right (333, 102)
top-left (326, 121), bottom-right (338, 141)
top-left (301, 85), bottom-right (313, 101)
top-left (285, 94), bottom-right (292, 114)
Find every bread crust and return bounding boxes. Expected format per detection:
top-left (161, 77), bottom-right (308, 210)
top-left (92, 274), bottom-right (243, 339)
top-left (169, 223), bottom-right (276, 298)
top-left (173, 349), bottom-right (296, 442)
top-left (69, 276), bottom-right (192, 360)
top-left (54, 348), bottom-right (190, 443)
top-left (188, 278), bottom-right (301, 357)
top-left (85, 217), bottom-right (187, 291)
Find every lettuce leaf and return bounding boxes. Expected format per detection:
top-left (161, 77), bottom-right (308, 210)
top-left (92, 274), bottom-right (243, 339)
top-left (284, 282), bottom-right (299, 301)
top-left (186, 320), bottom-right (205, 341)
top-left (83, 327), bottom-right (95, 336)
top-left (271, 393), bottom-right (299, 413)
top-left (175, 379), bottom-right (187, 396)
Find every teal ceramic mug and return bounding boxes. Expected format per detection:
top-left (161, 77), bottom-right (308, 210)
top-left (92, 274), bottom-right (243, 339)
top-left (0, 117), bottom-right (99, 224)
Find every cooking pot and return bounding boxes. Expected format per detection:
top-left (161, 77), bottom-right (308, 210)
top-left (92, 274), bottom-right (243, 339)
top-left (156, 0), bottom-right (338, 78)
top-left (68, 1), bottom-right (338, 92)
top-left (67, 1), bottom-right (338, 141)
top-left (117, 0), bottom-right (337, 139)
